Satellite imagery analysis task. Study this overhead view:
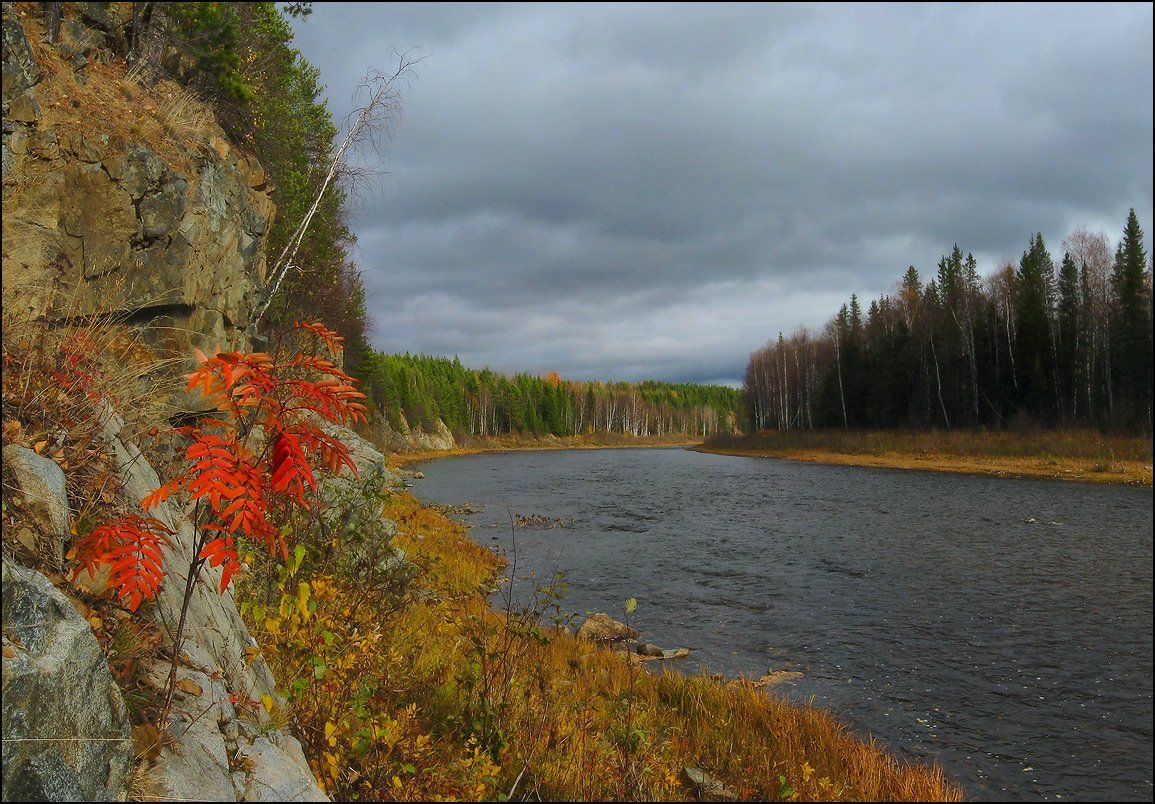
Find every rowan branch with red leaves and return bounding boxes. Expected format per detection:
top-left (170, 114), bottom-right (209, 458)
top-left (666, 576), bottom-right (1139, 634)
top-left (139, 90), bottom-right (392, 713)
top-left (74, 322), bottom-right (364, 725)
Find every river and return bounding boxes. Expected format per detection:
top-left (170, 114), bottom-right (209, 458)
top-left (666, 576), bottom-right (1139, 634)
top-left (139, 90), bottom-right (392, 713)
top-left (410, 447), bottom-right (1153, 801)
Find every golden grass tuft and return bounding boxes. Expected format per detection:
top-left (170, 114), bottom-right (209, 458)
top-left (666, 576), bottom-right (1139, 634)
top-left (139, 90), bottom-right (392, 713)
top-left (13, 3), bottom-right (222, 172)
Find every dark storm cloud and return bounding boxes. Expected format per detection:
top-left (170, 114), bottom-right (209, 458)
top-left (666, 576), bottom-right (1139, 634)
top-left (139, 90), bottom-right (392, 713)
top-left (291, 3), bottom-right (1153, 383)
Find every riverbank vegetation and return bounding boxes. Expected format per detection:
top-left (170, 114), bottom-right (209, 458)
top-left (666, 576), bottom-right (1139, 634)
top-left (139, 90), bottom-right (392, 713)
top-left (701, 428), bottom-right (1153, 486)
top-left (358, 351), bottom-right (742, 440)
top-left (744, 214), bottom-right (1152, 434)
top-left (387, 432), bottom-right (705, 470)
top-left (247, 489), bottom-right (964, 801)
top-left (0, 292), bottom-right (963, 800)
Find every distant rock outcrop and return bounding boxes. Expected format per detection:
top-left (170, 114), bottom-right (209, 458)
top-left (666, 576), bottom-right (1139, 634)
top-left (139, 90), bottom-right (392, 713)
top-left (375, 413), bottom-right (457, 453)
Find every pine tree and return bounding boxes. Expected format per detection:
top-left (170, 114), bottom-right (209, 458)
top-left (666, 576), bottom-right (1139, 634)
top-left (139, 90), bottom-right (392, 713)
top-left (1110, 209), bottom-right (1152, 422)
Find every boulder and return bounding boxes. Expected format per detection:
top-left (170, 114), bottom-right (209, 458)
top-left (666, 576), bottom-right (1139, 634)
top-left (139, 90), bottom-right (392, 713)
top-left (630, 646), bottom-right (693, 663)
top-left (2, 443), bottom-right (69, 567)
top-left (2, 560), bottom-right (132, 801)
top-left (577, 613), bottom-right (639, 643)
top-left (682, 767), bottom-right (739, 802)
top-left (754, 670), bottom-right (804, 687)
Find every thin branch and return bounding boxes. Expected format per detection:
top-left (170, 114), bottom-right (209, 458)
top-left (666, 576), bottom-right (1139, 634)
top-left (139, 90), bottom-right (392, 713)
top-left (252, 52), bottom-right (424, 327)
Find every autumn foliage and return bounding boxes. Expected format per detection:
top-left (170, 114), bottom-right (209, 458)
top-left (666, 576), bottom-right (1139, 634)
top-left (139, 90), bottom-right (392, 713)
top-left (76, 321), bottom-right (367, 610)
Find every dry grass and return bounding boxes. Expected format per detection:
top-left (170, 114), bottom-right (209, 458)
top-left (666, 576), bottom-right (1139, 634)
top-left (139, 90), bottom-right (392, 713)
top-left (257, 490), bottom-right (962, 801)
top-left (1, 280), bottom-right (179, 563)
top-left (1, 288), bottom-right (174, 798)
top-left (13, 3), bottom-right (223, 172)
top-left (0, 295), bottom-right (961, 799)
top-left (701, 429), bottom-right (1153, 486)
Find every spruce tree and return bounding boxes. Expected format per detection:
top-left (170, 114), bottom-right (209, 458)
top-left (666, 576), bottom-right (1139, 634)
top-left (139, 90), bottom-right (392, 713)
top-left (1110, 209), bottom-right (1153, 422)
top-left (1014, 233), bottom-right (1058, 419)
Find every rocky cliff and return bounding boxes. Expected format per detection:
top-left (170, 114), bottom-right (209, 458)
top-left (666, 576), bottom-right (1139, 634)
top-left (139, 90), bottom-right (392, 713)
top-left (375, 413), bottom-right (457, 454)
top-left (2, 2), bottom-right (273, 363)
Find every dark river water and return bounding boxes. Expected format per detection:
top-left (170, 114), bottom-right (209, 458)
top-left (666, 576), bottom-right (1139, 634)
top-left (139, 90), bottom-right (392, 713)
top-left (410, 447), bottom-right (1153, 801)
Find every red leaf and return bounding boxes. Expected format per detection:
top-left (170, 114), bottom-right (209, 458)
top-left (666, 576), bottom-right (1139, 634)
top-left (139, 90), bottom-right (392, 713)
top-left (294, 321), bottom-right (345, 354)
top-left (73, 516), bottom-right (173, 611)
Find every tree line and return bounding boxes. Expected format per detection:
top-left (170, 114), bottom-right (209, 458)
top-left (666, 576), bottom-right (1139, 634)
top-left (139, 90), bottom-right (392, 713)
top-left (358, 352), bottom-right (742, 439)
top-left (745, 210), bottom-right (1152, 432)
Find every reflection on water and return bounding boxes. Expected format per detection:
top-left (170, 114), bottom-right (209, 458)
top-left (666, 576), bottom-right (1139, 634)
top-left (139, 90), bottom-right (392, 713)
top-left (413, 447), bottom-right (1153, 801)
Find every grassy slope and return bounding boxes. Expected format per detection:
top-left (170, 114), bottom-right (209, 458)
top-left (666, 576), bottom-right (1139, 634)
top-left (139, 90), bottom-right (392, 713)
top-left (259, 491), bottom-right (963, 801)
top-left (698, 429), bottom-right (1153, 486)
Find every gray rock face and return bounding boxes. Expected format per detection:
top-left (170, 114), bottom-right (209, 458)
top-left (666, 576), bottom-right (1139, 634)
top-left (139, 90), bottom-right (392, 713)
top-left (2, 444), bottom-right (69, 567)
top-left (241, 736), bottom-right (329, 802)
top-left (77, 2), bottom-right (119, 34)
top-left (1, 560), bottom-right (133, 802)
top-left (144, 663), bottom-right (238, 803)
top-left (139, 176), bottom-right (188, 240)
top-left (308, 419), bottom-right (413, 585)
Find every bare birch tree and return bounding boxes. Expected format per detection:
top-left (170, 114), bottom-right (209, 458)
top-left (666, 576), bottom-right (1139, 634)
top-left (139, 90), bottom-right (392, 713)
top-left (253, 54), bottom-right (422, 327)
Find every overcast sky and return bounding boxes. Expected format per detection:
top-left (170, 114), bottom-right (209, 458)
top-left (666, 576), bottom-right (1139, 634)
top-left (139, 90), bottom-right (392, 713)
top-left (290, 3), bottom-right (1153, 385)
